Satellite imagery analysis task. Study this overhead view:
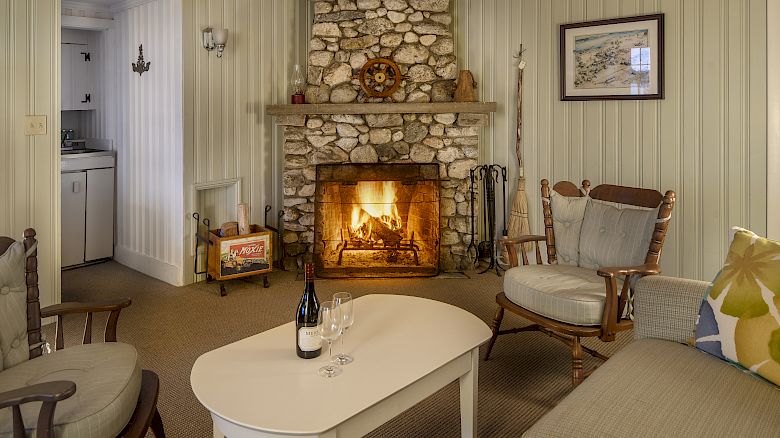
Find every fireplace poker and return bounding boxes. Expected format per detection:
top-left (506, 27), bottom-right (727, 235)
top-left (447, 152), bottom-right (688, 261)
top-left (467, 167), bottom-right (478, 263)
top-left (501, 166), bottom-right (508, 238)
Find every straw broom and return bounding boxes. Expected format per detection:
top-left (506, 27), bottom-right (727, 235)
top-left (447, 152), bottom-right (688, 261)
top-left (502, 53), bottom-right (531, 263)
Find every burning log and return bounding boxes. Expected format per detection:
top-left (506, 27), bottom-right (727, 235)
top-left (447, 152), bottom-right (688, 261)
top-left (352, 208), bottom-right (403, 245)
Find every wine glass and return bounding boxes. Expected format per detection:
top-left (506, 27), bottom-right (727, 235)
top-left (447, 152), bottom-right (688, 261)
top-left (332, 292), bottom-right (354, 365)
top-left (317, 301), bottom-right (343, 378)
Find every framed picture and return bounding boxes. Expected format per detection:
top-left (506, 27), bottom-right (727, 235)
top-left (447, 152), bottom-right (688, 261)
top-left (560, 14), bottom-right (664, 100)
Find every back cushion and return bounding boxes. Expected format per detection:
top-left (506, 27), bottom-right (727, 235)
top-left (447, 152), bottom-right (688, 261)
top-left (578, 199), bottom-right (658, 270)
top-left (0, 241), bottom-right (30, 369)
top-left (549, 191), bottom-right (588, 266)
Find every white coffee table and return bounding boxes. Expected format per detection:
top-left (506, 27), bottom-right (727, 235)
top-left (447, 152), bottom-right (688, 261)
top-left (190, 294), bottom-right (492, 438)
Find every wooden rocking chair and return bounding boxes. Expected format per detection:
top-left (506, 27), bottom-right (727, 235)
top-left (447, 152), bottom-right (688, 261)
top-left (484, 180), bottom-right (675, 386)
top-left (0, 229), bottom-right (165, 437)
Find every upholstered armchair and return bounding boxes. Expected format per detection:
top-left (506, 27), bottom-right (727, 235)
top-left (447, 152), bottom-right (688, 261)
top-left (0, 229), bottom-right (165, 438)
top-left (484, 180), bottom-right (675, 386)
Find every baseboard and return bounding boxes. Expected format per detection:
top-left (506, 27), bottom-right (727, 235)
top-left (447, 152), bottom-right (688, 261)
top-left (114, 245), bottom-right (183, 286)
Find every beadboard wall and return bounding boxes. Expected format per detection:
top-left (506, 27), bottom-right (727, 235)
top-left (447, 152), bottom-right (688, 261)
top-left (454, 0), bottom-right (768, 281)
top-left (97, 0), bottom-right (185, 285)
top-left (0, 0), bottom-right (61, 308)
top-left (181, 0), bottom-right (308, 283)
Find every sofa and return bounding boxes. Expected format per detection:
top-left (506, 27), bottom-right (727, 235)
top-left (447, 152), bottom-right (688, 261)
top-left (523, 275), bottom-right (780, 437)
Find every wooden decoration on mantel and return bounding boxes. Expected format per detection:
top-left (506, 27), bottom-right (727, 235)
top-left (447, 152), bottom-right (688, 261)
top-left (132, 44), bottom-right (151, 76)
top-left (454, 70), bottom-right (477, 102)
top-left (354, 58), bottom-right (406, 100)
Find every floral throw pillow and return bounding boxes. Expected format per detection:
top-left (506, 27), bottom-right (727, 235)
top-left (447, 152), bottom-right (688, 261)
top-left (695, 227), bottom-right (780, 386)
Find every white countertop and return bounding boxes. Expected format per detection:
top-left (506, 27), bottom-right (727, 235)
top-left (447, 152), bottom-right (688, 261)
top-left (190, 294), bottom-right (492, 435)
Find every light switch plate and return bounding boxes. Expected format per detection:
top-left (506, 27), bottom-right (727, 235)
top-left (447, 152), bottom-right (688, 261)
top-left (24, 115), bottom-right (47, 136)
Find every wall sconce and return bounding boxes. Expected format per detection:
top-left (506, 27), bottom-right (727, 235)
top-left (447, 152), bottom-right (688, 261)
top-left (202, 27), bottom-right (228, 58)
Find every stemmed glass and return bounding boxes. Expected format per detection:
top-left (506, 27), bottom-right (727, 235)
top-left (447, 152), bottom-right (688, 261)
top-left (332, 292), bottom-right (354, 365)
top-left (317, 301), bottom-right (343, 378)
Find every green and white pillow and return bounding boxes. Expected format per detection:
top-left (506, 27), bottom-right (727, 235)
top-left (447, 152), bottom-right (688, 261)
top-left (695, 227), bottom-right (780, 386)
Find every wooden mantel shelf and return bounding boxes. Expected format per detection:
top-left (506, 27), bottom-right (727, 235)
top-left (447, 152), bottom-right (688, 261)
top-left (266, 102), bottom-right (497, 116)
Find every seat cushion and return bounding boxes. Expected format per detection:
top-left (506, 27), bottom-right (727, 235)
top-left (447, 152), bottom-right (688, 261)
top-left (578, 199), bottom-right (658, 270)
top-left (0, 342), bottom-right (141, 438)
top-left (504, 264), bottom-right (617, 326)
top-left (523, 339), bottom-right (780, 438)
top-left (0, 241), bottom-right (31, 370)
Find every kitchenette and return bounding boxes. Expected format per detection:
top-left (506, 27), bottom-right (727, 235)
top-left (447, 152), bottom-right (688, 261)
top-left (61, 24), bottom-right (115, 269)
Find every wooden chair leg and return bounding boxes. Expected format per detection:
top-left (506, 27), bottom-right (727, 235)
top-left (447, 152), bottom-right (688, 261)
top-left (150, 407), bottom-right (165, 438)
top-left (484, 306), bottom-right (504, 360)
top-left (571, 336), bottom-right (584, 387)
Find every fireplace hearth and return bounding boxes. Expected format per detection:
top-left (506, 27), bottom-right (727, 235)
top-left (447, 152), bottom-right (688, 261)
top-left (315, 164), bottom-right (439, 278)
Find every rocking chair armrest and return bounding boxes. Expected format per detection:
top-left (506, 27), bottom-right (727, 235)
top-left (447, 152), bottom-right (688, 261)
top-left (596, 263), bottom-right (660, 279)
top-left (42, 299), bottom-right (131, 349)
top-left (500, 235), bottom-right (546, 246)
top-left (500, 235), bottom-right (547, 268)
top-left (41, 298), bottom-right (132, 318)
top-left (0, 381), bottom-right (76, 410)
top-left (0, 381), bottom-right (76, 437)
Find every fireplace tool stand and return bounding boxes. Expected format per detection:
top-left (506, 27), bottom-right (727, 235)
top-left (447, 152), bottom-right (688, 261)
top-left (473, 164), bottom-right (508, 276)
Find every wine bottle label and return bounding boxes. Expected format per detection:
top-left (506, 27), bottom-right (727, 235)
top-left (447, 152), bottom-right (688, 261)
top-left (298, 326), bottom-right (322, 351)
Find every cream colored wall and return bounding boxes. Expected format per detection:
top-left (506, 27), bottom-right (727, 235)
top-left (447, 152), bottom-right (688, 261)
top-left (98, 0), bottom-right (185, 285)
top-left (768, 0), bottom-right (780, 241)
top-left (455, 0), bottom-right (768, 281)
top-left (0, 0), bottom-right (61, 307)
top-left (181, 0), bottom-right (308, 283)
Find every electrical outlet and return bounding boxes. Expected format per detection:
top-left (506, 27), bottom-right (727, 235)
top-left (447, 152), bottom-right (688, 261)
top-left (24, 115), bottom-right (47, 136)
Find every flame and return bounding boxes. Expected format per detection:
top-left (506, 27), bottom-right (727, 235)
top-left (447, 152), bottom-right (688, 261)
top-left (349, 181), bottom-right (403, 242)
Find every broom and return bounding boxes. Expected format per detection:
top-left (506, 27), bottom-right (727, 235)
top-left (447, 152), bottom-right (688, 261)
top-left (502, 51), bottom-right (531, 264)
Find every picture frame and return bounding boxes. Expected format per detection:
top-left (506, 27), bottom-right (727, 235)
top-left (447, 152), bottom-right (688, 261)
top-left (560, 14), bottom-right (664, 101)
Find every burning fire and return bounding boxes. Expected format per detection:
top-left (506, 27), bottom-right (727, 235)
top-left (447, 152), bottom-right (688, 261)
top-left (350, 181), bottom-right (403, 243)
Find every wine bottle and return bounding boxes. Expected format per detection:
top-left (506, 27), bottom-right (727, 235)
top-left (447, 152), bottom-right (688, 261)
top-left (296, 263), bottom-right (322, 359)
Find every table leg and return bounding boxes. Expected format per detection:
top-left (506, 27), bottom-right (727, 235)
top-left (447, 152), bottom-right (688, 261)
top-left (213, 420), bottom-right (224, 438)
top-left (459, 347), bottom-right (479, 437)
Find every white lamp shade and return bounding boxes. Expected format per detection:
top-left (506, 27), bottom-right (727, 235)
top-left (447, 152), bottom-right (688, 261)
top-left (213, 28), bottom-right (229, 45)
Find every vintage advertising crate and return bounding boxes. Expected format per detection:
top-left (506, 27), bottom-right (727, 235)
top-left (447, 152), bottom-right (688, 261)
top-left (207, 225), bottom-right (273, 280)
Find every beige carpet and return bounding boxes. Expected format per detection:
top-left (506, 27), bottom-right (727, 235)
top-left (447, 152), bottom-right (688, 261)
top-left (56, 262), bottom-right (632, 438)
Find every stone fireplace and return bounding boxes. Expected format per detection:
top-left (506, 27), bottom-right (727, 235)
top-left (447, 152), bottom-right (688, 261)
top-left (269, 0), bottom-right (495, 274)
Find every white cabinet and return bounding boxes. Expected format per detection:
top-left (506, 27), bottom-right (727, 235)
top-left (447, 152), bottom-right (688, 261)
top-left (85, 168), bottom-right (115, 261)
top-left (61, 172), bottom-right (87, 267)
top-left (61, 153), bottom-right (115, 268)
top-left (61, 43), bottom-right (95, 111)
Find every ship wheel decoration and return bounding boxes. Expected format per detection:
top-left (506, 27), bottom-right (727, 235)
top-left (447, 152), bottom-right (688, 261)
top-left (354, 58), bottom-right (406, 99)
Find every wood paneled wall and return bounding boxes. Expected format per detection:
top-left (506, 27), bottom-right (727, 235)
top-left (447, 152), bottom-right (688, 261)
top-left (455, 0), bottom-right (767, 280)
top-left (98, 0), bottom-right (184, 284)
top-left (0, 0), bottom-right (61, 307)
top-left (181, 0), bottom-right (308, 283)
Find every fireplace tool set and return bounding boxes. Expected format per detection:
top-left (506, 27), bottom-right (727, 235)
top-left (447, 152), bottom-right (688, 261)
top-left (192, 205), bottom-right (282, 296)
top-left (468, 164), bottom-right (508, 276)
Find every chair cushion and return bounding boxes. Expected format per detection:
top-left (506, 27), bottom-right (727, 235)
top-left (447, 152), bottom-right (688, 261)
top-left (0, 342), bottom-right (141, 438)
top-left (696, 227), bottom-right (780, 386)
top-left (523, 339), bottom-right (780, 438)
top-left (504, 264), bottom-right (618, 326)
top-left (578, 199), bottom-right (658, 270)
top-left (0, 241), bottom-right (31, 370)
top-left (549, 191), bottom-right (588, 266)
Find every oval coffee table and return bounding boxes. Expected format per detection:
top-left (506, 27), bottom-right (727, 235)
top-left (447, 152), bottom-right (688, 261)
top-left (191, 294), bottom-right (492, 437)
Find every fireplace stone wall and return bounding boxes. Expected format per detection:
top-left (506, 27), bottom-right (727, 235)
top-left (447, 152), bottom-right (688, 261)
top-left (280, 111), bottom-right (487, 272)
top-left (279, 0), bottom-right (489, 272)
top-left (307, 0), bottom-right (456, 104)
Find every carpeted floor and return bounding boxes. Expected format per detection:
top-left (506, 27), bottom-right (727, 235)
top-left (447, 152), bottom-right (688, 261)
top-left (56, 262), bottom-right (633, 438)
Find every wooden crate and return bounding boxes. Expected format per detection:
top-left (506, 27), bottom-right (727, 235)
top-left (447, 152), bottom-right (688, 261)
top-left (207, 225), bottom-right (273, 281)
